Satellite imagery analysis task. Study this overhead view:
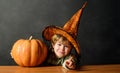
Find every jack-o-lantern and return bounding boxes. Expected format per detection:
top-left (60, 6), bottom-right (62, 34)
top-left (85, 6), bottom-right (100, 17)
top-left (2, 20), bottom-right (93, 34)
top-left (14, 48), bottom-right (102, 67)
top-left (10, 36), bottom-right (48, 67)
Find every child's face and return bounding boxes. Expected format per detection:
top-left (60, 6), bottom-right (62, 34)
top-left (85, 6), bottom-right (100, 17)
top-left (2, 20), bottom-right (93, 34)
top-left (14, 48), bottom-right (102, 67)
top-left (52, 38), bottom-right (72, 58)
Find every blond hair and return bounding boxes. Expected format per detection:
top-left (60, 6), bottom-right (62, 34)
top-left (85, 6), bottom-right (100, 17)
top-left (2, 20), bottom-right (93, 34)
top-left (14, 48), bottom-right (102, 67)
top-left (51, 34), bottom-right (71, 46)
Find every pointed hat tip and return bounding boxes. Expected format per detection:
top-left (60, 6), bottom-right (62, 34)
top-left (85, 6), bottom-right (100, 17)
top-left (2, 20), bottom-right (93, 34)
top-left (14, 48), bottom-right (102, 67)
top-left (63, 1), bottom-right (87, 37)
top-left (82, 1), bottom-right (87, 9)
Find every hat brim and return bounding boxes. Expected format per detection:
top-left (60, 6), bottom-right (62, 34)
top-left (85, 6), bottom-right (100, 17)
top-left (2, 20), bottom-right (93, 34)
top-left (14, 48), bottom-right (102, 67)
top-left (42, 26), bottom-right (80, 54)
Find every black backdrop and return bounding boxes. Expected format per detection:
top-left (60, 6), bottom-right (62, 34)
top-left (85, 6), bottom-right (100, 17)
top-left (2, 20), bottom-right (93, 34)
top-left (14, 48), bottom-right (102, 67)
top-left (0, 0), bottom-right (119, 65)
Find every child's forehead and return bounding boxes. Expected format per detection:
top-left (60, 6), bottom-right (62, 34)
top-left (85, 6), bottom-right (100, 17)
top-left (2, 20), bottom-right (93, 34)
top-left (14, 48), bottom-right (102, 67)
top-left (57, 38), bottom-right (71, 45)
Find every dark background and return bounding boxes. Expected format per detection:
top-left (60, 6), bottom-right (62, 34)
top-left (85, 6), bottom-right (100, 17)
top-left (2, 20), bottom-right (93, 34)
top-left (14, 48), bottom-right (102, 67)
top-left (0, 0), bottom-right (119, 65)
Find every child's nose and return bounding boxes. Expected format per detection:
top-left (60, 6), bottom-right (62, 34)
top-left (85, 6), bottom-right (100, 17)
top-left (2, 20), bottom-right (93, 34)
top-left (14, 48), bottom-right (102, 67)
top-left (60, 45), bottom-right (65, 51)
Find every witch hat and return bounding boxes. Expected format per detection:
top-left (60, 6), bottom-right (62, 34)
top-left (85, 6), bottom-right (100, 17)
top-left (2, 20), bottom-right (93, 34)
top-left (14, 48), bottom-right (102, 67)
top-left (42, 2), bottom-right (87, 54)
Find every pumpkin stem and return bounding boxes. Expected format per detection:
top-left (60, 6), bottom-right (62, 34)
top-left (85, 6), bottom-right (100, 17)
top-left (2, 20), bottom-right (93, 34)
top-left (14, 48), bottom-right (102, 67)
top-left (29, 36), bottom-right (33, 40)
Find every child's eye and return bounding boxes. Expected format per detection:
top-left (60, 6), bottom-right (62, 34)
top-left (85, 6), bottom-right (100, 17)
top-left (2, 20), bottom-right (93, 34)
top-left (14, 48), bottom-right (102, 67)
top-left (63, 45), bottom-right (68, 48)
top-left (65, 45), bottom-right (71, 49)
top-left (57, 44), bottom-right (61, 46)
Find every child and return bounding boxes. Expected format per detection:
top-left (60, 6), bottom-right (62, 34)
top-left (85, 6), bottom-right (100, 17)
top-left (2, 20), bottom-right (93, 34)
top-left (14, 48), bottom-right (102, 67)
top-left (45, 34), bottom-right (77, 70)
top-left (42, 2), bottom-right (87, 70)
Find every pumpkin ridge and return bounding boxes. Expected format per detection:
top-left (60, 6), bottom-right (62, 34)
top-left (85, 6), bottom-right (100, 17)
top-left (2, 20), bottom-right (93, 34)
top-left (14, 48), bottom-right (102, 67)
top-left (18, 40), bottom-right (25, 66)
top-left (12, 39), bottom-right (24, 66)
top-left (36, 40), bottom-right (43, 65)
top-left (30, 39), bottom-right (40, 66)
top-left (37, 40), bottom-right (43, 65)
top-left (22, 40), bottom-right (31, 66)
top-left (37, 40), bottom-right (47, 64)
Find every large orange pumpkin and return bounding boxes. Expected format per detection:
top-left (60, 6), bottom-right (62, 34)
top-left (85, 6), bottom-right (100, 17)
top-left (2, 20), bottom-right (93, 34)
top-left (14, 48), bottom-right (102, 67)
top-left (10, 36), bottom-right (48, 67)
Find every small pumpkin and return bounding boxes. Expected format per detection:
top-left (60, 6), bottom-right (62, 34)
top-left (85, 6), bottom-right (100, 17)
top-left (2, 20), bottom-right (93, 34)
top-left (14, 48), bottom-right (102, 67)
top-left (10, 36), bottom-right (48, 67)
